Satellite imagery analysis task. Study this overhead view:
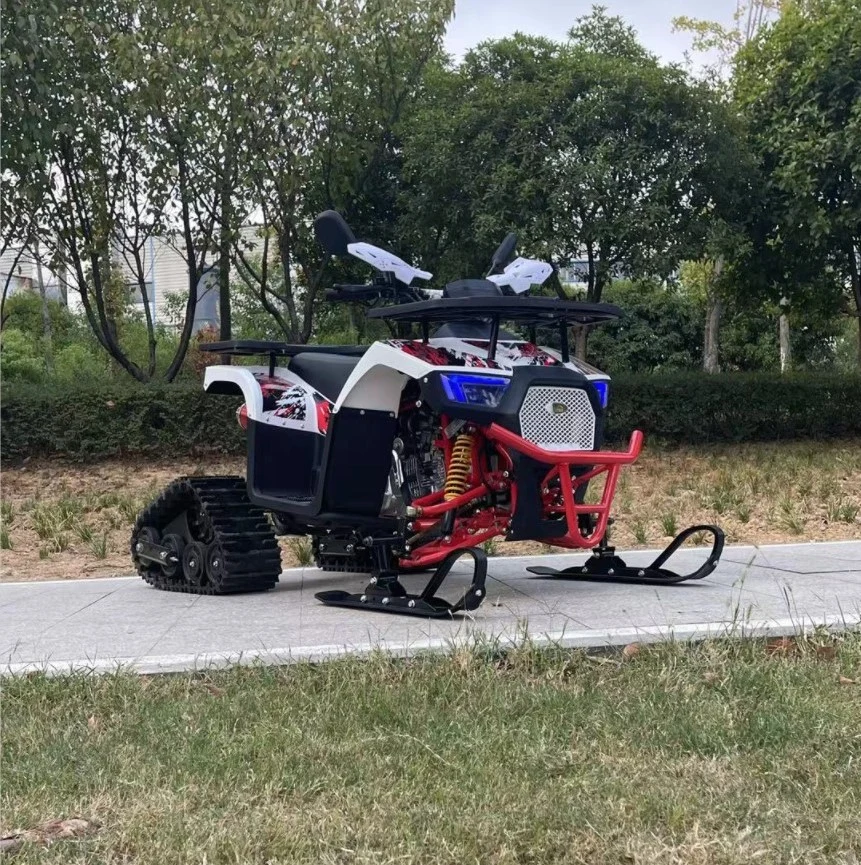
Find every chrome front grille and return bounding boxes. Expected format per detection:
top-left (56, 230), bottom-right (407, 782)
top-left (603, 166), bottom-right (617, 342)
top-left (518, 386), bottom-right (596, 450)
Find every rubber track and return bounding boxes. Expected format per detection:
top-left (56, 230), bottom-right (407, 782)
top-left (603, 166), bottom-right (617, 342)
top-left (131, 476), bottom-right (281, 595)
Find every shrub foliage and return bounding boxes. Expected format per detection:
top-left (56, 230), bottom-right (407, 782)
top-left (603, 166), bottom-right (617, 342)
top-left (2, 373), bottom-right (859, 462)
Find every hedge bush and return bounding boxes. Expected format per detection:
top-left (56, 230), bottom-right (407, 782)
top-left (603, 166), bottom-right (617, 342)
top-left (605, 372), bottom-right (861, 444)
top-left (1, 382), bottom-right (245, 462)
top-left (2, 372), bottom-right (860, 462)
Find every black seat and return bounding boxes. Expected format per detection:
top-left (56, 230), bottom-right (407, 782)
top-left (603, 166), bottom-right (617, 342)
top-left (288, 353), bottom-right (362, 401)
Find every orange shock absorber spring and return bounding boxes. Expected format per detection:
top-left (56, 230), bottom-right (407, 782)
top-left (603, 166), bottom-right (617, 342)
top-left (444, 433), bottom-right (475, 500)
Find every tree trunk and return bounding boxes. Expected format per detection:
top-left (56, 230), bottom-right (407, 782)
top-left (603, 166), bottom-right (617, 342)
top-left (218, 162), bottom-right (233, 364)
top-left (33, 239), bottom-right (54, 374)
top-left (703, 294), bottom-right (722, 374)
top-left (703, 257), bottom-right (724, 374)
top-left (778, 311), bottom-right (791, 373)
top-left (573, 326), bottom-right (588, 361)
top-left (850, 241), bottom-right (861, 370)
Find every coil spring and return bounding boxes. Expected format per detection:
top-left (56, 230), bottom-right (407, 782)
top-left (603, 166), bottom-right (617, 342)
top-left (444, 433), bottom-right (474, 500)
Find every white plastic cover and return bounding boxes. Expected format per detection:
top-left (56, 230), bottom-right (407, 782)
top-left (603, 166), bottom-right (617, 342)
top-left (347, 241), bottom-right (432, 285)
top-left (487, 257), bottom-right (553, 294)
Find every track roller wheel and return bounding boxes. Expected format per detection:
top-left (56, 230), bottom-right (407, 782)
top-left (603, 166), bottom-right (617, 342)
top-left (205, 543), bottom-right (226, 589)
top-left (182, 541), bottom-right (207, 586)
top-left (161, 533), bottom-right (185, 580)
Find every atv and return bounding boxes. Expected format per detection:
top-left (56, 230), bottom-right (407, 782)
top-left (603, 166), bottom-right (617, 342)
top-left (131, 211), bottom-right (724, 617)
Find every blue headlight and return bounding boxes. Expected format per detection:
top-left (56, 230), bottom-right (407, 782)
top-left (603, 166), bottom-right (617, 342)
top-left (440, 373), bottom-right (510, 407)
top-left (591, 380), bottom-right (609, 408)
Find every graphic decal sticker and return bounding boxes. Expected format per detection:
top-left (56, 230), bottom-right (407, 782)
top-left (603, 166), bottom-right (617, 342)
top-left (388, 338), bottom-right (562, 370)
top-left (236, 371), bottom-right (333, 433)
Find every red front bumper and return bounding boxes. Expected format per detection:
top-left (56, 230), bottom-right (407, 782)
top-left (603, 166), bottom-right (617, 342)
top-left (484, 423), bottom-right (644, 549)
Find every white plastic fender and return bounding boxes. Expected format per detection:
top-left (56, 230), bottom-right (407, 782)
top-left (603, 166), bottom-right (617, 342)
top-left (203, 365), bottom-right (288, 424)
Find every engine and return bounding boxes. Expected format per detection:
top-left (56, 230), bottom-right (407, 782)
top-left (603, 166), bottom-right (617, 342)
top-left (398, 407), bottom-right (446, 502)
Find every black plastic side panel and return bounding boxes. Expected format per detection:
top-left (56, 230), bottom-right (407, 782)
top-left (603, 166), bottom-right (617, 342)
top-left (247, 420), bottom-right (322, 505)
top-left (320, 408), bottom-right (397, 516)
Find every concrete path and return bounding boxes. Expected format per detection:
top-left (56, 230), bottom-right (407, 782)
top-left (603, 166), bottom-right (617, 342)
top-left (3, 541), bottom-right (860, 675)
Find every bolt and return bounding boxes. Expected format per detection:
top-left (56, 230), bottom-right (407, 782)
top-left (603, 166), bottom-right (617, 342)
top-left (406, 522), bottom-right (414, 531)
top-left (581, 567), bottom-right (588, 573)
top-left (404, 545), bottom-right (411, 552)
top-left (416, 400), bottom-right (422, 408)
top-left (502, 471), bottom-right (510, 478)
top-left (474, 588), bottom-right (483, 597)
top-left (189, 559), bottom-right (196, 569)
top-left (360, 409), bottom-right (365, 415)
top-left (408, 600), bottom-right (416, 608)
top-left (467, 528), bottom-right (475, 535)
top-left (608, 568), bottom-right (614, 575)
top-left (160, 551), bottom-right (168, 560)
top-left (637, 569), bottom-right (645, 577)
top-left (360, 595), bottom-right (368, 603)
top-left (136, 542), bottom-right (143, 552)
top-left (319, 544), bottom-right (326, 551)
top-left (444, 535), bottom-right (451, 543)
top-left (542, 488), bottom-right (550, 494)
top-left (382, 597), bottom-right (390, 605)
top-left (370, 576), bottom-right (377, 585)
top-left (346, 544), bottom-right (354, 552)
top-left (422, 377), bottom-right (428, 383)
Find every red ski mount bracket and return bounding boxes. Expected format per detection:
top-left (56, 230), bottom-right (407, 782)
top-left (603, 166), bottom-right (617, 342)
top-left (316, 546), bottom-right (489, 618)
top-left (527, 524), bottom-right (726, 585)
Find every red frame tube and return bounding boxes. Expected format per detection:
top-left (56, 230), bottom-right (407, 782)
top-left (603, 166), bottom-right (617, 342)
top-left (483, 424), bottom-right (644, 549)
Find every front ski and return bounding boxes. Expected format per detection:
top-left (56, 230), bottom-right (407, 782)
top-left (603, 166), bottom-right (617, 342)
top-left (527, 524), bottom-right (725, 585)
top-left (316, 547), bottom-right (488, 617)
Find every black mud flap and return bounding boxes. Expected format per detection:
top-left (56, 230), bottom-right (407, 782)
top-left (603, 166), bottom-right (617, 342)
top-left (527, 524), bottom-right (725, 585)
top-left (316, 547), bottom-right (488, 618)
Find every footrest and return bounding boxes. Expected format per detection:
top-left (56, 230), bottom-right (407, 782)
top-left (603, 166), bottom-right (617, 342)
top-left (316, 547), bottom-right (488, 618)
top-left (527, 524), bottom-right (725, 585)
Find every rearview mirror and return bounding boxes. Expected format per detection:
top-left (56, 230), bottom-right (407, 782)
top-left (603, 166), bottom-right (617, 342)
top-left (314, 210), bottom-right (357, 256)
top-left (487, 232), bottom-right (517, 275)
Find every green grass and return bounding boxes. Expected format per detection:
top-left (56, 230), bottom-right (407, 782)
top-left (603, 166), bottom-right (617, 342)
top-left (1, 499), bottom-right (15, 525)
top-left (3, 636), bottom-right (861, 864)
top-left (287, 536), bottom-right (314, 566)
top-left (481, 537), bottom-right (500, 556)
top-left (659, 511), bottom-right (678, 537)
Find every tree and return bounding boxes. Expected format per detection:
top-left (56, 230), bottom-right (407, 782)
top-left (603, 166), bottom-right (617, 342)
top-left (2, 0), bottom-right (229, 381)
top-left (735, 0), bottom-right (861, 367)
top-left (399, 10), bottom-right (745, 357)
top-left (673, 1), bottom-right (781, 372)
top-left (231, 0), bottom-right (454, 344)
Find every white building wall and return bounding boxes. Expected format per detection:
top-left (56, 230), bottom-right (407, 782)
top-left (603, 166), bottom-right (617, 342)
top-left (0, 245), bottom-right (65, 301)
top-left (6, 226), bottom-right (268, 327)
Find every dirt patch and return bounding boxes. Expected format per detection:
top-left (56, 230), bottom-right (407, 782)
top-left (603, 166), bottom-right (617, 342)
top-left (2, 439), bottom-right (859, 582)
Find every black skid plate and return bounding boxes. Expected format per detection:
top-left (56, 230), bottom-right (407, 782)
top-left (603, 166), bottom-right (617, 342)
top-left (316, 547), bottom-right (488, 618)
top-left (527, 525), bottom-right (725, 585)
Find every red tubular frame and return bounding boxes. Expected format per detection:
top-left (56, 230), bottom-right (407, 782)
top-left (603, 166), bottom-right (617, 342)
top-left (483, 423), bottom-right (644, 549)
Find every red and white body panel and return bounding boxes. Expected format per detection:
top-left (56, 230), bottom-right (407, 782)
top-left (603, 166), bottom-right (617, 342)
top-left (333, 337), bottom-right (609, 414)
top-left (204, 337), bottom-right (609, 426)
top-left (204, 366), bottom-right (331, 435)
